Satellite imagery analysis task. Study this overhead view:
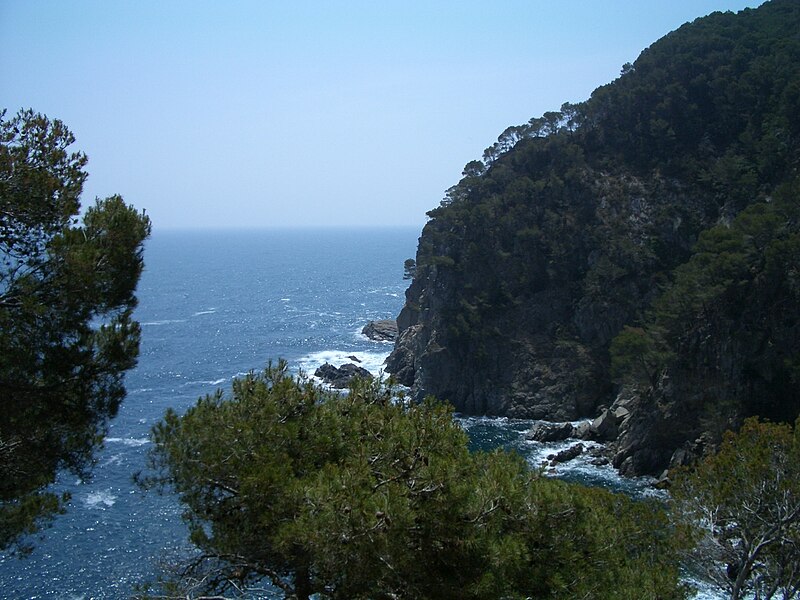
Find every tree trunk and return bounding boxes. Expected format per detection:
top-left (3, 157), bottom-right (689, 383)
top-left (294, 561), bottom-right (312, 600)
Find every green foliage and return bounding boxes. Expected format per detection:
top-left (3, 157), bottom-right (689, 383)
top-left (672, 417), bottom-right (800, 600)
top-left (0, 109), bottom-right (151, 552)
top-left (141, 363), bottom-right (685, 599)
top-left (609, 325), bottom-right (672, 387)
top-left (402, 257), bottom-right (416, 280)
top-left (610, 178), bottom-right (800, 424)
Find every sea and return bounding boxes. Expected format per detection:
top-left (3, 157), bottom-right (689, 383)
top-left (0, 228), bottom-right (720, 599)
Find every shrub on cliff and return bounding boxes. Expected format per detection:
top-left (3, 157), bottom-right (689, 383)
top-left (140, 362), bottom-right (685, 599)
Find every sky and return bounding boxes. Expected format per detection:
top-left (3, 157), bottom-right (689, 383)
top-left (1, 1), bottom-right (764, 230)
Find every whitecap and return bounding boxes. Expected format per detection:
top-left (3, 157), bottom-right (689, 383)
top-left (457, 415), bottom-right (533, 432)
top-left (141, 319), bottom-right (187, 326)
top-left (297, 349), bottom-right (391, 380)
top-left (129, 387), bottom-right (154, 394)
top-left (84, 490), bottom-right (116, 509)
top-left (179, 378), bottom-right (228, 388)
top-left (525, 438), bottom-right (603, 468)
top-left (106, 437), bottom-right (150, 447)
top-left (192, 308), bottom-right (217, 316)
top-left (354, 328), bottom-right (396, 344)
top-left (101, 453), bottom-right (123, 468)
top-left (525, 437), bottom-right (663, 499)
top-left (458, 416), bottom-right (661, 499)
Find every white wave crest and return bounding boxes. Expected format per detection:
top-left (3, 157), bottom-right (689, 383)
top-left (141, 319), bottom-right (187, 326)
top-left (84, 490), bottom-right (116, 509)
top-left (179, 378), bottom-right (228, 388)
top-left (297, 349), bottom-right (390, 379)
top-left (106, 437), bottom-right (150, 447)
top-left (129, 387), bottom-right (154, 394)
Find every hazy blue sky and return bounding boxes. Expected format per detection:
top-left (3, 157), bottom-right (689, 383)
top-left (1, 1), bottom-right (762, 230)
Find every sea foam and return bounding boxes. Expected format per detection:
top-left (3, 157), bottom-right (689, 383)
top-left (298, 349), bottom-right (390, 380)
top-left (84, 490), bottom-right (117, 509)
top-left (105, 437), bottom-right (150, 447)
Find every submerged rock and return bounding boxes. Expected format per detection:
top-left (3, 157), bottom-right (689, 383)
top-left (315, 362), bottom-right (372, 388)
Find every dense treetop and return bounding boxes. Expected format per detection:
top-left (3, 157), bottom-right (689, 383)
top-left (141, 364), bottom-right (685, 599)
top-left (672, 417), bottom-right (800, 600)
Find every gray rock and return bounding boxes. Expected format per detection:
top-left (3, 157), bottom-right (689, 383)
top-left (362, 319), bottom-right (398, 342)
top-left (548, 443), bottom-right (585, 465)
top-left (525, 421), bottom-right (575, 442)
top-left (314, 362), bottom-right (372, 388)
top-left (612, 405), bottom-right (631, 421)
top-left (573, 421), bottom-right (594, 440)
top-left (591, 409), bottom-right (619, 441)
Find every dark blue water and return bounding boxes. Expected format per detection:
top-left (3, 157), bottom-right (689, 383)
top-left (0, 228), bottom-right (710, 599)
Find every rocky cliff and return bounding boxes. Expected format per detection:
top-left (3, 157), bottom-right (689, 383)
top-left (387, 0), bottom-right (800, 475)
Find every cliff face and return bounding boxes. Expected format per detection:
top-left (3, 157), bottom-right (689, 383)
top-left (388, 170), bottom-right (710, 421)
top-left (387, 0), bottom-right (800, 475)
top-left (609, 186), bottom-right (800, 475)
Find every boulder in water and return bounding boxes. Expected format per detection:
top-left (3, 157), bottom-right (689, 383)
top-left (548, 443), bottom-right (585, 465)
top-left (315, 362), bottom-right (372, 388)
top-left (525, 421), bottom-right (575, 442)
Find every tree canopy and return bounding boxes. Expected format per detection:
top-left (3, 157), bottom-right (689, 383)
top-left (0, 109), bottom-right (151, 552)
top-left (141, 363), bottom-right (685, 599)
top-left (672, 417), bottom-right (800, 600)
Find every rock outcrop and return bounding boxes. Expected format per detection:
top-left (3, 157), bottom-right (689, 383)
top-left (386, 171), bottom-right (704, 422)
top-left (525, 421), bottom-right (575, 443)
top-left (361, 319), bottom-right (398, 342)
top-left (548, 444), bottom-right (585, 466)
top-left (315, 362), bottom-right (373, 388)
